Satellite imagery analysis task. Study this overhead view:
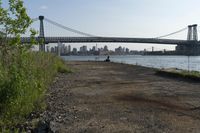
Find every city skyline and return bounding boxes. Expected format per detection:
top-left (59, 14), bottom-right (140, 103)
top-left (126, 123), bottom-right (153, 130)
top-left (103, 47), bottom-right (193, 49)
top-left (48, 43), bottom-right (171, 56)
top-left (45, 43), bottom-right (175, 52)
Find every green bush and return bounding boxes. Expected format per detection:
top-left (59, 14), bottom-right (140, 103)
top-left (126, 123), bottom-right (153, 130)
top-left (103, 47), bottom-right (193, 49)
top-left (0, 0), bottom-right (73, 129)
top-left (0, 51), bottom-right (70, 127)
top-left (0, 0), bottom-right (72, 129)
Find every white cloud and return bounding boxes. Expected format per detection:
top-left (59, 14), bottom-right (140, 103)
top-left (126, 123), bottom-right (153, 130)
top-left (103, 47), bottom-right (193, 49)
top-left (40, 5), bottom-right (48, 10)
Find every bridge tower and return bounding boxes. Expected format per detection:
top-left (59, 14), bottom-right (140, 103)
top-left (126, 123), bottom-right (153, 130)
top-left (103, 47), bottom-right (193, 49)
top-left (187, 25), bottom-right (193, 40)
top-left (39, 16), bottom-right (45, 51)
top-left (187, 24), bottom-right (198, 41)
top-left (176, 24), bottom-right (200, 55)
top-left (192, 24), bottom-right (198, 41)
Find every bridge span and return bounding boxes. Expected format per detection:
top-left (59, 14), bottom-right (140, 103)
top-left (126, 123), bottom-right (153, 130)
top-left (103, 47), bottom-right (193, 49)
top-left (20, 37), bottom-right (187, 45)
top-left (19, 16), bottom-right (200, 55)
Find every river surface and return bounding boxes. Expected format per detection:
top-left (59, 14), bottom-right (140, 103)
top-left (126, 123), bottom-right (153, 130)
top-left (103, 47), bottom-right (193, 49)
top-left (62, 55), bottom-right (200, 72)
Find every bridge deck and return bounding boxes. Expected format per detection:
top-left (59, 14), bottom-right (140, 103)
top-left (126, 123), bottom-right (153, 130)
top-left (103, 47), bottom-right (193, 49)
top-left (20, 37), bottom-right (187, 45)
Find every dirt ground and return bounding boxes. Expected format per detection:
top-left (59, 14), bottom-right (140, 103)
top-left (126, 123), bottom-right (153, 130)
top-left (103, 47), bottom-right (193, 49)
top-left (43, 61), bottom-right (200, 133)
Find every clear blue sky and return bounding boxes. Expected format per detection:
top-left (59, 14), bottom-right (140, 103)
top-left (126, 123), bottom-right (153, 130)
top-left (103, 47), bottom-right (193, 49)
top-left (4, 0), bottom-right (200, 50)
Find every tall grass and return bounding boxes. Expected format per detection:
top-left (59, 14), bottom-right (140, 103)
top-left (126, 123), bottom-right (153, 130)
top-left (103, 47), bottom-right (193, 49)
top-left (156, 69), bottom-right (200, 81)
top-left (0, 49), bottom-right (70, 127)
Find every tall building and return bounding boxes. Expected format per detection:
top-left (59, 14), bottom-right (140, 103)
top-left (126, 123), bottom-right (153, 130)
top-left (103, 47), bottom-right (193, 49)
top-left (104, 45), bottom-right (108, 51)
top-left (60, 44), bottom-right (65, 54)
top-left (80, 45), bottom-right (87, 53)
top-left (57, 42), bottom-right (64, 56)
top-left (92, 46), bottom-right (96, 51)
top-left (83, 45), bottom-right (87, 52)
top-left (72, 48), bottom-right (77, 54)
top-left (68, 45), bottom-right (71, 53)
top-left (51, 47), bottom-right (55, 53)
top-left (123, 47), bottom-right (126, 52)
top-left (55, 46), bottom-right (59, 55)
top-left (64, 45), bottom-right (68, 54)
top-left (80, 46), bottom-right (83, 52)
top-left (46, 46), bottom-right (50, 52)
top-left (126, 48), bottom-right (129, 53)
top-left (115, 46), bottom-right (123, 53)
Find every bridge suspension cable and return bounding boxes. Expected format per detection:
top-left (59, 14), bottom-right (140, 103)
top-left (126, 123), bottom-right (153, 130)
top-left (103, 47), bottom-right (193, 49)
top-left (155, 27), bottom-right (187, 39)
top-left (32, 18), bottom-right (39, 22)
top-left (44, 18), bottom-right (96, 37)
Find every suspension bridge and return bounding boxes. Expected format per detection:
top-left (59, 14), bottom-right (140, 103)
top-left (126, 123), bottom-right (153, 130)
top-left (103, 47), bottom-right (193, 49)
top-left (15, 16), bottom-right (200, 55)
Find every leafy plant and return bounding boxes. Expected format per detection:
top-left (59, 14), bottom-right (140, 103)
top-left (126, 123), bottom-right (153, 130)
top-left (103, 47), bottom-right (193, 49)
top-left (0, 0), bottom-right (71, 131)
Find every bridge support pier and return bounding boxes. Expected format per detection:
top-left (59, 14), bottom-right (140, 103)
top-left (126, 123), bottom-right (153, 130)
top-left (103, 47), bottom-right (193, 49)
top-left (176, 42), bottom-right (200, 55)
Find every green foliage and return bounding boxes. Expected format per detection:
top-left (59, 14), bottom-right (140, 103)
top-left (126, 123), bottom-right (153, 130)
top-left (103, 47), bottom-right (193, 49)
top-left (0, 0), bottom-right (32, 36)
top-left (0, 0), bottom-right (71, 130)
top-left (56, 60), bottom-right (72, 74)
top-left (0, 0), bottom-right (35, 50)
top-left (173, 70), bottom-right (200, 78)
top-left (0, 52), bottom-right (70, 127)
top-left (156, 69), bottom-right (200, 81)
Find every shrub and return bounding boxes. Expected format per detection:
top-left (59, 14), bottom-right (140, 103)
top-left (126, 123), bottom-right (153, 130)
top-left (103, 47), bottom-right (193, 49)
top-left (0, 51), bottom-right (71, 127)
top-left (0, 0), bottom-right (72, 129)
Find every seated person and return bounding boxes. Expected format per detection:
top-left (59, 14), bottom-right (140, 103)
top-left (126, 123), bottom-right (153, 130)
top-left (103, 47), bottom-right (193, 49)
top-left (105, 56), bottom-right (110, 62)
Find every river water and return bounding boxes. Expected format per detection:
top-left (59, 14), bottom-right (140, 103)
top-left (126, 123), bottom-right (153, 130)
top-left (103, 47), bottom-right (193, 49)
top-left (62, 55), bottom-right (200, 72)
